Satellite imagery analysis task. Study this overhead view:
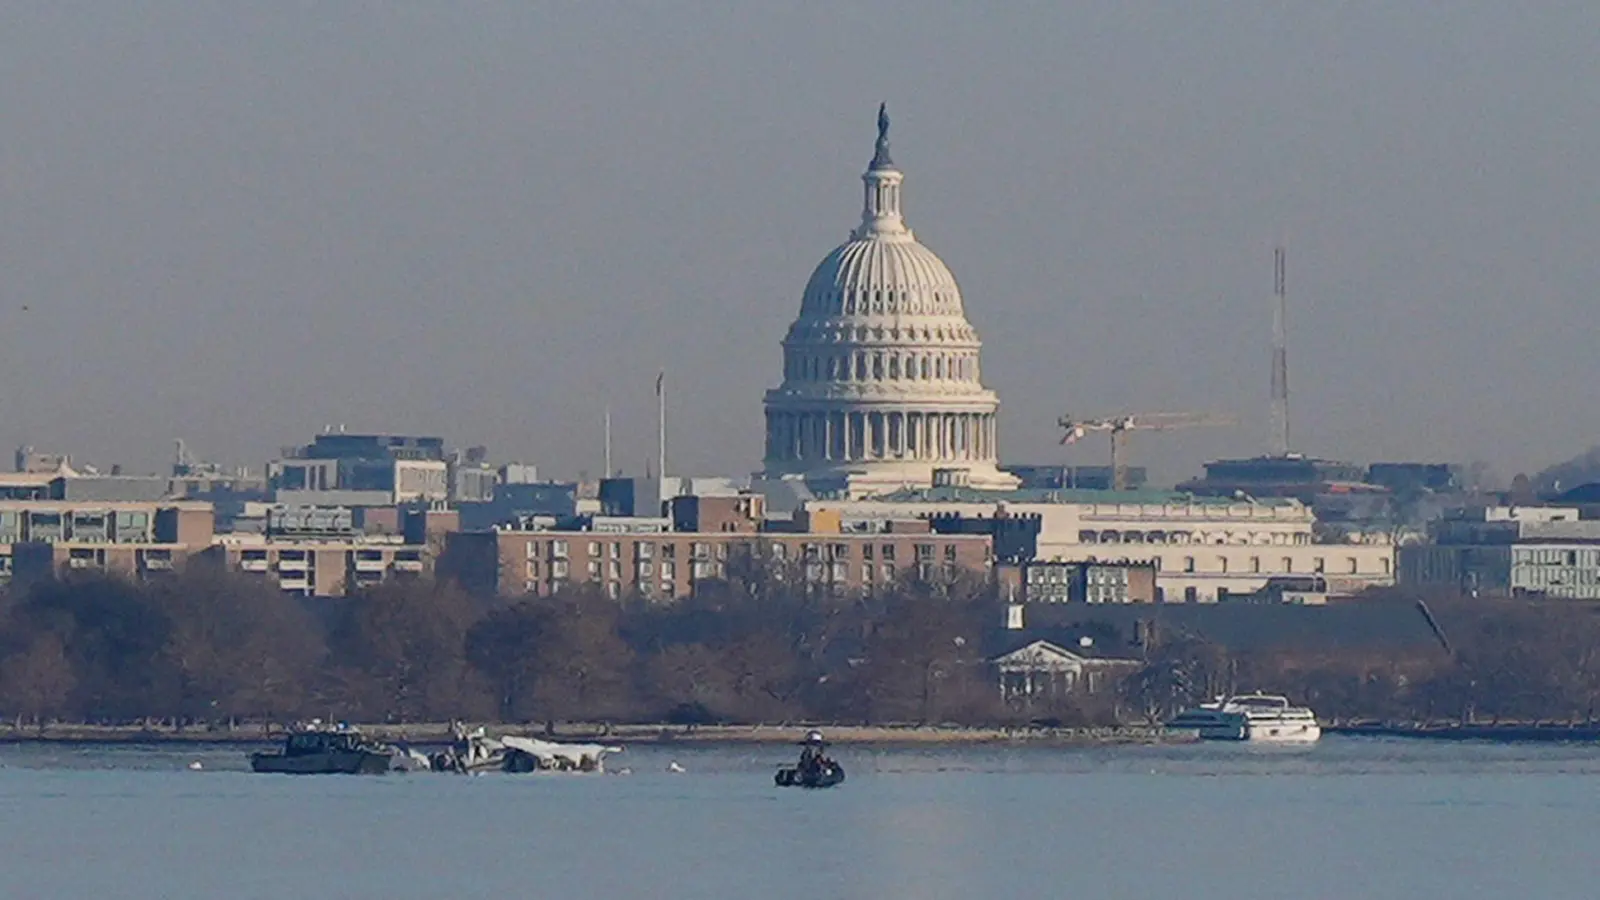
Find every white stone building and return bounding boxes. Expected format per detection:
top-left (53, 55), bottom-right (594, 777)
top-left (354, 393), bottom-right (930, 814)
top-left (806, 487), bottom-right (1397, 602)
top-left (759, 106), bottom-right (1019, 498)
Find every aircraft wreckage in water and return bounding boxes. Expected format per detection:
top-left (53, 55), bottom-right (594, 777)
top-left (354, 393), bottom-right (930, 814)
top-left (424, 724), bottom-right (624, 774)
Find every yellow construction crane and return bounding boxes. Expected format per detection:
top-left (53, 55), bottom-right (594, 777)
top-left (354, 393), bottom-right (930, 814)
top-left (1057, 411), bottom-right (1236, 491)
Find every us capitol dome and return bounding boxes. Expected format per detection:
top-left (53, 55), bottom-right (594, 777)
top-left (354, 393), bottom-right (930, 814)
top-left (759, 105), bottom-right (1019, 498)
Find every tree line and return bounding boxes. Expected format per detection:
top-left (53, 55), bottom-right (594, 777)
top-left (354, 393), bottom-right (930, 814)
top-left (0, 564), bottom-right (1009, 728)
top-left (3, 564), bottom-right (1599, 729)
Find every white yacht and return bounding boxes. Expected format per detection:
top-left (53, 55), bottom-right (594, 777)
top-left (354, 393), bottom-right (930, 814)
top-left (1166, 693), bottom-right (1321, 743)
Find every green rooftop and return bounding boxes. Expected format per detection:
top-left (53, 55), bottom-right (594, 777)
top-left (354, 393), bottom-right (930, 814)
top-left (865, 485), bottom-right (1305, 507)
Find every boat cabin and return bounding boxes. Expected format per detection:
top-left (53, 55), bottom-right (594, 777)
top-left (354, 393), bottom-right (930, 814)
top-left (282, 729), bottom-right (371, 756)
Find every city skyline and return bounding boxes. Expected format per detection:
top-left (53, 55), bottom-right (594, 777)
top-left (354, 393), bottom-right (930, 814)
top-left (2, 5), bottom-right (1598, 484)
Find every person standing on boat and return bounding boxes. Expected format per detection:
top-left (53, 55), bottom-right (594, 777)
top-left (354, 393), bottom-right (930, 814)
top-left (798, 731), bottom-right (826, 775)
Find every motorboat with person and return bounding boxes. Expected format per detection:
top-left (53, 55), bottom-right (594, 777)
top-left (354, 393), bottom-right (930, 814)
top-left (1165, 693), bottom-right (1322, 743)
top-left (248, 721), bottom-right (396, 774)
top-left (430, 722), bottom-right (622, 774)
top-left (775, 730), bottom-right (846, 788)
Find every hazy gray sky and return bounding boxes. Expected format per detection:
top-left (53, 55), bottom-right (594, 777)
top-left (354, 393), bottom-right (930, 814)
top-left (2, 3), bottom-right (1596, 483)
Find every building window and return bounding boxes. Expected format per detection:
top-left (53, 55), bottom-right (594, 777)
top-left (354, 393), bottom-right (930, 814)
top-left (526, 562), bottom-right (539, 579)
top-left (525, 542), bottom-right (540, 560)
top-left (882, 564), bottom-right (894, 581)
top-left (587, 560), bottom-right (601, 579)
top-left (637, 543), bottom-right (654, 560)
top-left (1250, 556), bottom-right (1261, 573)
top-left (1282, 557), bottom-right (1293, 573)
top-left (914, 544), bottom-right (934, 561)
top-left (1218, 557), bottom-right (1229, 574)
top-left (588, 541), bottom-right (601, 556)
top-left (638, 561), bottom-right (654, 578)
top-left (606, 582), bottom-right (620, 599)
top-left (609, 542), bottom-right (621, 559)
top-left (862, 564), bottom-right (873, 582)
top-left (831, 543), bottom-right (850, 560)
top-left (944, 544), bottom-right (958, 562)
top-left (661, 561), bottom-right (676, 579)
top-left (661, 543), bottom-right (676, 559)
top-left (608, 560), bottom-right (622, 579)
top-left (882, 544), bottom-right (896, 561)
top-left (1313, 557), bottom-right (1325, 574)
top-left (551, 540), bottom-right (569, 559)
top-left (1184, 586), bottom-right (1198, 602)
top-left (1347, 557), bottom-right (1359, 574)
top-left (552, 560), bottom-right (569, 578)
top-left (1183, 556), bottom-right (1195, 573)
top-left (863, 544), bottom-right (874, 560)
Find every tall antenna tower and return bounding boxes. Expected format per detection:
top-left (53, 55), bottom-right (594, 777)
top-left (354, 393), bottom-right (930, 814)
top-left (1269, 246), bottom-right (1291, 457)
top-left (603, 403), bottom-right (613, 479)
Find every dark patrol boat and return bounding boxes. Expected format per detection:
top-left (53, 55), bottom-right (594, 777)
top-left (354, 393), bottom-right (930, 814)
top-left (248, 723), bottom-right (395, 775)
top-left (775, 730), bottom-right (846, 788)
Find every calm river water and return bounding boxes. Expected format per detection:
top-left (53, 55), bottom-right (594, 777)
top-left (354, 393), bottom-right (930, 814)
top-left (1, 737), bottom-right (1596, 899)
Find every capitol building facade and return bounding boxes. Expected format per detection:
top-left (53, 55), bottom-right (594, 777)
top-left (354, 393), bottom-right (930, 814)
top-left (760, 107), bottom-right (1019, 498)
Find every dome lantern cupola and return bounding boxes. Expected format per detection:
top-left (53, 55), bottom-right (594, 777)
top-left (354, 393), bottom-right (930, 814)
top-left (856, 103), bottom-right (908, 240)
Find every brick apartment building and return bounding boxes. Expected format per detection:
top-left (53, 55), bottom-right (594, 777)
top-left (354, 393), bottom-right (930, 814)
top-left (441, 493), bottom-right (994, 599)
top-left (4, 500), bottom-right (216, 584)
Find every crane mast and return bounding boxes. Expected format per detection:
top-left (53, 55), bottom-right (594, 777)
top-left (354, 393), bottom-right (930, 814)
top-left (1058, 411), bottom-right (1235, 490)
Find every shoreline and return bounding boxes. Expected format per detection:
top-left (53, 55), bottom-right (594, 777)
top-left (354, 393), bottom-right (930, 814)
top-left (0, 722), bottom-right (1187, 748)
top-left (1327, 723), bottom-right (1600, 743)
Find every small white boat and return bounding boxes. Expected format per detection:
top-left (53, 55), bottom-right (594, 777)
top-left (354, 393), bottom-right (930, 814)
top-left (1166, 693), bottom-right (1321, 743)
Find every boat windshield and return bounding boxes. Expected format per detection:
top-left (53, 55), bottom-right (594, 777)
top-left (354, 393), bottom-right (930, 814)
top-left (1231, 695), bottom-right (1290, 708)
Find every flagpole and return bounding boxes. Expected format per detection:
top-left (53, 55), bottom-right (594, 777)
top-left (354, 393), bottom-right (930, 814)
top-left (656, 370), bottom-right (667, 486)
top-left (603, 403), bottom-right (613, 479)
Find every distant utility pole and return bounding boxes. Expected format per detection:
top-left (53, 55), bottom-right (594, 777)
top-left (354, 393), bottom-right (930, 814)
top-left (603, 403), bottom-right (613, 479)
top-left (1270, 246), bottom-right (1291, 457)
top-left (655, 370), bottom-right (668, 483)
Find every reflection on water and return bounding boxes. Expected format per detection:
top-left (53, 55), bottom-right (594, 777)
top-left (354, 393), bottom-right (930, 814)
top-left (2, 737), bottom-right (1598, 899)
